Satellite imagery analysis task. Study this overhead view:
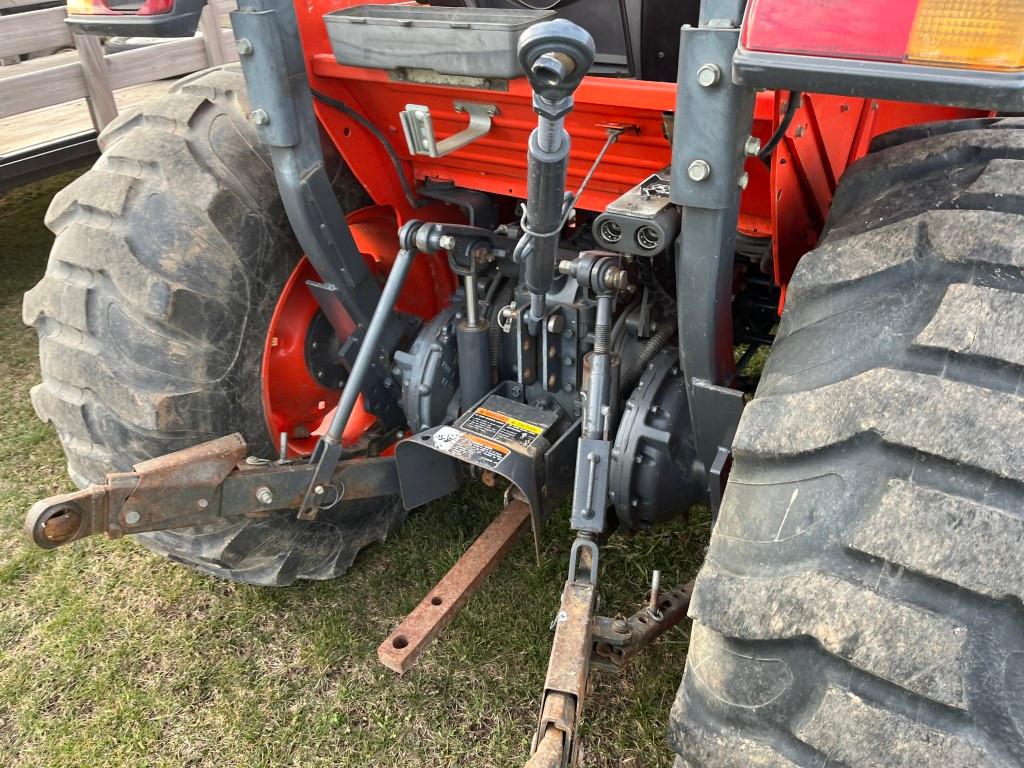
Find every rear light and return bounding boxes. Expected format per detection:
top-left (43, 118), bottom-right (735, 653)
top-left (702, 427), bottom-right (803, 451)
top-left (67, 0), bottom-right (174, 15)
top-left (908, 0), bottom-right (1024, 71)
top-left (743, 0), bottom-right (1024, 72)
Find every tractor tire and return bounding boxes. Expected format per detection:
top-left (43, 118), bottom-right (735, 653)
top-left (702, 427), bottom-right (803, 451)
top-left (671, 117), bottom-right (1024, 767)
top-left (23, 65), bottom-right (406, 586)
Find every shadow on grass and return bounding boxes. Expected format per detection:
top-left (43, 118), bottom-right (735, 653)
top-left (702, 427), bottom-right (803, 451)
top-left (0, 172), bottom-right (710, 768)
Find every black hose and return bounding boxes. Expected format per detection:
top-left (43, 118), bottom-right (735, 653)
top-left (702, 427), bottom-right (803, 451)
top-left (759, 91), bottom-right (801, 166)
top-left (621, 323), bottom-right (675, 392)
top-left (310, 89), bottom-right (431, 209)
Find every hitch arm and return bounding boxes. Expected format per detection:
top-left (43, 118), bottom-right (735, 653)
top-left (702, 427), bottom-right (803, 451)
top-left (25, 433), bottom-right (399, 549)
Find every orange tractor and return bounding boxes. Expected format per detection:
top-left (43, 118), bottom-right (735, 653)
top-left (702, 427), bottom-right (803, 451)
top-left (24, 0), bottom-right (1024, 764)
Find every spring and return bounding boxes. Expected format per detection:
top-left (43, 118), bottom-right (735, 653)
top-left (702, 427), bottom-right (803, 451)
top-left (621, 323), bottom-right (675, 391)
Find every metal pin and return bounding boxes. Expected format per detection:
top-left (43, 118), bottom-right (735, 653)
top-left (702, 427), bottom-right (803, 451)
top-left (279, 432), bottom-right (289, 463)
top-left (649, 569), bottom-right (663, 620)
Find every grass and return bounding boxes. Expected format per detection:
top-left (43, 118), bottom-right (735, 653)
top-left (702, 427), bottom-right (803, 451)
top-left (0, 172), bottom-right (711, 768)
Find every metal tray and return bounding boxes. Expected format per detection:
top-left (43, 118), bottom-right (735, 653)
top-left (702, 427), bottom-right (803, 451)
top-left (324, 5), bottom-right (554, 80)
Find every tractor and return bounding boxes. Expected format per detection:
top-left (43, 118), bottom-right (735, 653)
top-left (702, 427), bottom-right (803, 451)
top-left (22, 0), bottom-right (1024, 764)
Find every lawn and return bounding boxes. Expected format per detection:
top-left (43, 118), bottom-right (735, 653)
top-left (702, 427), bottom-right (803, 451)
top-left (0, 171), bottom-right (710, 768)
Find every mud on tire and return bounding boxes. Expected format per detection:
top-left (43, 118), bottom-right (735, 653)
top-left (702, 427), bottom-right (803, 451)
top-left (671, 118), bottom-right (1024, 767)
top-left (23, 65), bottom-right (405, 586)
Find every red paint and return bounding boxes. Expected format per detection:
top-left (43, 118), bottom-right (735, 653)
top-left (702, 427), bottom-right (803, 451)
top-left (295, 1), bottom-right (979, 290)
top-left (261, 206), bottom-right (453, 456)
top-left (742, 0), bottom-right (918, 62)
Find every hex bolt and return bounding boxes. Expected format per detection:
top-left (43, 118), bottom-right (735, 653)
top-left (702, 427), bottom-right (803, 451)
top-left (648, 569), bottom-right (664, 620)
top-left (744, 135), bottom-right (762, 157)
top-left (696, 63), bottom-right (721, 88)
top-left (612, 615), bottom-right (630, 635)
top-left (124, 509), bottom-right (141, 525)
top-left (256, 487), bottom-right (274, 505)
top-left (251, 109), bottom-right (270, 126)
top-left (558, 259), bottom-right (574, 275)
top-left (437, 234), bottom-right (457, 250)
top-left (546, 314), bottom-right (565, 334)
top-left (687, 159), bottom-right (711, 183)
top-left (314, 484), bottom-right (326, 496)
top-left (738, 172), bottom-right (750, 190)
top-left (197, 498), bottom-right (209, 509)
top-left (235, 38), bottom-right (253, 56)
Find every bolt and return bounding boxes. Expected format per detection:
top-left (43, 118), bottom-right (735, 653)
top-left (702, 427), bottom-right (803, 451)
top-left (124, 509), bottom-right (141, 525)
top-left (744, 135), bottom-right (762, 157)
top-left (314, 485), bottom-right (325, 496)
top-left (197, 498), bottom-right (209, 509)
top-left (558, 259), bottom-right (574, 275)
top-left (563, 382), bottom-right (574, 393)
top-left (546, 314), bottom-right (565, 334)
top-left (696, 63), bottom-right (721, 87)
top-left (687, 159), bottom-right (711, 183)
top-left (437, 234), bottom-right (456, 250)
top-left (235, 38), bottom-right (253, 55)
top-left (738, 172), bottom-right (750, 190)
top-left (256, 487), bottom-right (274, 505)
top-left (251, 109), bottom-right (270, 126)
top-left (612, 615), bottom-right (630, 635)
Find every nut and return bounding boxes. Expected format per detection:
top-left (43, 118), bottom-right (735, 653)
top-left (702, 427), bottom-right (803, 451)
top-left (123, 509), bottom-right (141, 526)
top-left (256, 487), bottom-right (274, 505)
top-left (251, 109), bottom-right (270, 126)
top-left (235, 38), bottom-right (253, 56)
top-left (744, 135), bottom-right (762, 157)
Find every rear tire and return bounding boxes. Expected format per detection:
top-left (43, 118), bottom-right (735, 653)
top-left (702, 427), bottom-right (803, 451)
top-left (671, 118), bottom-right (1024, 766)
top-left (23, 65), bottom-right (406, 586)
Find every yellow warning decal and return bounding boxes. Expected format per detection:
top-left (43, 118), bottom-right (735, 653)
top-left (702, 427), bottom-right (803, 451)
top-left (476, 407), bottom-right (544, 435)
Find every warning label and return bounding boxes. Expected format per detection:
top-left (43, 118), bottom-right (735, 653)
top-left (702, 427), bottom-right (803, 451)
top-left (432, 426), bottom-right (510, 470)
top-left (462, 406), bottom-right (544, 449)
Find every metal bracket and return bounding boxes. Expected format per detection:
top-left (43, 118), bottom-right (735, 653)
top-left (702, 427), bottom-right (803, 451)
top-left (25, 434), bottom-right (401, 549)
top-left (400, 102), bottom-right (498, 159)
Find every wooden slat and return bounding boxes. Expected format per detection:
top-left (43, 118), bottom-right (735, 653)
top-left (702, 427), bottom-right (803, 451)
top-left (73, 32), bottom-right (117, 130)
top-left (198, 3), bottom-right (226, 67)
top-left (0, 6), bottom-right (71, 59)
top-left (0, 57), bottom-right (86, 118)
top-left (106, 37), bottom-right (209, 88)
top-left (0, 35), bottom-right (230, 119)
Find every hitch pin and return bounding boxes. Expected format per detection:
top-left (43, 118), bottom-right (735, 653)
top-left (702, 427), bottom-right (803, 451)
top-left (649, 569), bottom-right (663, 621)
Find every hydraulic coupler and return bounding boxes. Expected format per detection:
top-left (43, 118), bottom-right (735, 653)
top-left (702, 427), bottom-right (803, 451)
top-left (515, 20), bottom-right (595, 333)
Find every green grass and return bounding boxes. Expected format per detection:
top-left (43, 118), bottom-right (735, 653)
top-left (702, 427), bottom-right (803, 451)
top-left (0, 172), bottom-right (710, 768)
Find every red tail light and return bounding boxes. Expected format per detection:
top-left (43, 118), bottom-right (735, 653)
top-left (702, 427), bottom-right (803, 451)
top-left (67, 0), bottom-right (175, 16)
top-left (742, 0), bottom-right (1024, 72)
